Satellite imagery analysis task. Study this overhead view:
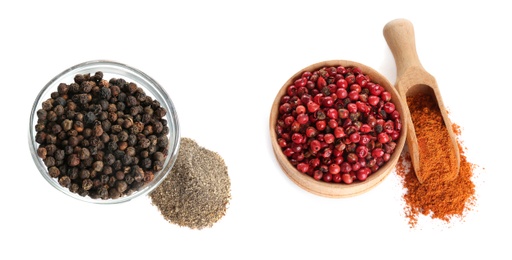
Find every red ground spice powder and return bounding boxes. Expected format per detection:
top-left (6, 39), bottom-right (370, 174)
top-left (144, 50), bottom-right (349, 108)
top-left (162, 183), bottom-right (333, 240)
top-left (396, 94), bottom-right (477, 227)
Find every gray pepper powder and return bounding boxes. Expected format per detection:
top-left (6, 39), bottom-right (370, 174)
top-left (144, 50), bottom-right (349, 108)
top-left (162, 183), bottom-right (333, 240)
top-left (150, 137), bottom-right (231, 229)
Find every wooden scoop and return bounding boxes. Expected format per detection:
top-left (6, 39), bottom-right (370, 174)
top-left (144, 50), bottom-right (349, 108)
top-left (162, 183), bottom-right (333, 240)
top-left (383, 18), bottom-right (459, 183)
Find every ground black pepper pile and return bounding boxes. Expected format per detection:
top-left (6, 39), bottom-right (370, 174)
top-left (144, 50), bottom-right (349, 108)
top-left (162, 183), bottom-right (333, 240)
top-left (149, 137), bottom-right (231, 229)
top-left (34, 71), bottom-right (169, 200)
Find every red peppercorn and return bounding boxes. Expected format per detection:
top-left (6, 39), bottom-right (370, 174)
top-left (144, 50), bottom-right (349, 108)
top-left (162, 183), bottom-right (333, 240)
top-left (279, 103), bottom-right (292, 114)
top-left (348, 90), bottom-right (359, 101)
top-left (357, 168), bottom-right (370, 181)
top-left (347, 103), bottom-right (357, 113)
top-left (310, 140), bottom-right (321, 153)
top-left (317, 76), bottom-right (327, 89)
top-left (370, 84), bottom-right (383, 95)
top-left (346, 153), bottom-right (358, 164)
top-left (338, 108), bottom-right (349, 119)
top-left (381, 91), bottom-right (392, 102)
top-left (324, 133), bottom-right (335, 144)
top-left (277, 138), bottom-right (287, 148)
top-left (355, 74), bottom-right (368, 87)
top-left (390, 131), bottom-right (400, 141)
top-left (291, 133), bottom-right (304, 144)
top-left (322, 173), bottom-right (333, 182)
top-left (301, 94), bottom-right (312, 104)
top-left (315, 120), bottom-right (326, 131)
top-left (356, 145), bottom-right (368, 158)
top-left (345, 74), bottom-right (355, 84)
top-left (332, 173), bottom-right (342, 183)
top-left (349, 133), bottom-right (361, 143)
top-left (368, 95), bottom-right (380, 107)
top-left (350, 84), bottom-right (362, 93)
top-left (309, 158), bottom-right (320, 168)
top-left (284, 115), bottom-right (294, 126)
top-left (283, 148), bottom-right (294, 157)
top-left (333, 127), bottom-right (345, 138)
top-left (336, 88), bottom-right (348, 99)
top-left (290, 121), bottom-right (301, 132)
top-left (287, 85), bottom-right (297, 96)
top-left (326, 108), bottom-right (338, 119)
top-left (383, 102), bottom-right (396, 114)
top-left (295, 105), bottom-right (306, 114)
top-left (341, 173), bottom-right (353, 184)
top-left (333, 156), bottom-right (343, 165)
top-left (323, 96), bottom-right (334, 107)
top-left (377, 132), bottom-right (390, 144)
top-left (329, 164), bottom-right (341, 175)
top-left (292, 141), bottom-right (304, 152)
top-left (327, 119), bottom-right (338, 129)
top-left (307, 101), bottom-right (320, 113)
top-left (305, 126), bottom-right (317, 138)
top-left (295, 77), bottom-right (307, 88)
top-left (360, 124), bottom-right (371, 133)
top-left (322, 148), bottom-right (332, 158)
top-left (372, 148), bottom-right (384, 158)
top-left (313, 170), bottom-right (323, 180)
top-left (340, 162), bottom-right (352, 173)
top-left (296, 162), bottom-right (309, 173)
top-left (296, 113), bottom-right (309, 125)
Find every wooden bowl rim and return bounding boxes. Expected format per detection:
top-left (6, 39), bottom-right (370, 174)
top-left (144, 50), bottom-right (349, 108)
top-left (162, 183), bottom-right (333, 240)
top-left (269, 59), bottom-right (409, 198)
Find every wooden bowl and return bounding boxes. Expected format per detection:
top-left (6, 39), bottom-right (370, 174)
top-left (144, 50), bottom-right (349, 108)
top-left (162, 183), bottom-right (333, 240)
top-left (269, 60), bottom-right (408, 198)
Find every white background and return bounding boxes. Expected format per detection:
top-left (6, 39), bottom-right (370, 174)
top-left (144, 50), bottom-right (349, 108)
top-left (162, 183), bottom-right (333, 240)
top-left (1, 1), bottom-right (510, 259)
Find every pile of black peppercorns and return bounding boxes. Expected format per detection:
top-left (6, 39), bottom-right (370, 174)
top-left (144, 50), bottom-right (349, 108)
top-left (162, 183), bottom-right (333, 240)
top-left (35, 71), bottom-right (169, 200)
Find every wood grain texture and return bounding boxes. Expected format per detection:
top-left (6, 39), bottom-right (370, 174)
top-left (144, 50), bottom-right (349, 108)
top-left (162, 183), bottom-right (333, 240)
top-left (383, 18), bottom-right (460, 183)
top-left (269, 60), bottom-right (408, 198)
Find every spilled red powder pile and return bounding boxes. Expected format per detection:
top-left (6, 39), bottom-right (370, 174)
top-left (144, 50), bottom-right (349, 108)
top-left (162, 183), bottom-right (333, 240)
top-left (396, 94), bottom-right (477, 227)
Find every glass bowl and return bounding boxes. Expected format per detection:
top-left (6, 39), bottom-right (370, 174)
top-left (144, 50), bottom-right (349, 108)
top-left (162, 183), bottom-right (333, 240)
top-left (29, 60), bottom-right (180, 204)
top-left (269, 60), bottom-right (408, 198)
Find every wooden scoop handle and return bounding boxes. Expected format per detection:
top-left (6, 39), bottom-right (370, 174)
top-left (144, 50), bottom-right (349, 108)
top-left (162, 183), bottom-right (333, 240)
top-left (383, 19), bottom-right (428, 93)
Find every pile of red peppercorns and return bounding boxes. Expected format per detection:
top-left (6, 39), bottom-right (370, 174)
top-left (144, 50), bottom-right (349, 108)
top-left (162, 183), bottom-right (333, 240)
top-left (275, 66), bottom-right (401, 184)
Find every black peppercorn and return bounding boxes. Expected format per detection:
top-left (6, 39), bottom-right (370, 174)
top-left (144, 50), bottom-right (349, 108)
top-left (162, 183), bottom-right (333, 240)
top-left (54, 97), bottom-right (67, 107)
top-left (68, 168), bottom-right (79, 180)
top-left (57, 83), bottom-right (69, 95)
top-left (93, 71), bottom-right (103, 82)
top-left (124, 134), bottom-right (135, 147)
top-left (59, 175), bottom-right (71, 188)
top-left (48, 166), bottom-right (60, 178)
top-left (115, 171), bottom-right (125, 181)
top-left (37, 109), bottom-right (48, 120)
top-left (80, 81), bottom-right (95, 93)
top-left (100, 87), bottom-right (111, 100)
top-left (42, 99), bottom-right (53, 111)
top-left (112, 160), bottom-right (122, 171)
top-left (44, 156), bottom-right (56, 167)
top-left (153, 152), bottom-right (165, 162)
top-left (92, 161), bottom-right (104, 172)
top-left (121, 155), bottom-right (132, 165)
top-left (47, 111), bottom-right (57, 122)
top-left (79, 169), bottom-right (90, 179)
top-left (141, 158), bottom-right (152, 169)
top-left (69, 183), bottom-right (79, 193)
top-left (155, 107), bottom-right (166, 118)
top-left (37, 147), bottom-right (47, 159)
top-left (82, 178), bottom-right (93, 191)
top-left (153, 161), bottom-right (163, 171)
top-left (54, 149), bottom-right (65, 161)
top-left (67, 154), bottom-right (80, 167)
top-left (108, 188), bottom-right (121, 199)
top-left (147, 145), bottom-right (157, 154)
